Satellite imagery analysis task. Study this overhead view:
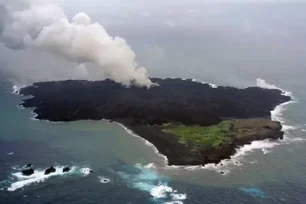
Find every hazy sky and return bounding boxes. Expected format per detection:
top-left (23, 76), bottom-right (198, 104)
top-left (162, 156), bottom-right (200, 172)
top-left (0, 0), bottom-right (305, 88)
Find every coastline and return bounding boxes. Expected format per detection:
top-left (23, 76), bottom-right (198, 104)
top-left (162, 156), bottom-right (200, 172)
top-left (13, 78), bottom-right (294, 171)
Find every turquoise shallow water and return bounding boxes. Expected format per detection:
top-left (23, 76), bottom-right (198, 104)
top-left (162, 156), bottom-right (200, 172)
top-left (1, 73), bottom-right (306, 204)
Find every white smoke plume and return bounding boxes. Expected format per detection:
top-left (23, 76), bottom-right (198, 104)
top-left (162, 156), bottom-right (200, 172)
top-left (0, 0), bottom-right (152, 87)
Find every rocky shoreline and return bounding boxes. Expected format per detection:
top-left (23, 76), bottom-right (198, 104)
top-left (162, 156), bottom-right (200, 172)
top-left (19, 78), bottom-right (291, 166)
top-left (119, 118), bottom-right (284, 166)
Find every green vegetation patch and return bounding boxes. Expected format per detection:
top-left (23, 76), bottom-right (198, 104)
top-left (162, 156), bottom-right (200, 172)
top-left (162, 120), bottom-right (233, 148)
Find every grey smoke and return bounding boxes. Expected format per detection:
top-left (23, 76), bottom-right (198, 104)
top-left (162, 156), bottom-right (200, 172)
top-left (0, 0), bottom-right (152, 87)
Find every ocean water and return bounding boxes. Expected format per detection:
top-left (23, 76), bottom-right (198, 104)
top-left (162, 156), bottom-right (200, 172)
top-left (1, 73), bottom-right (306, 204)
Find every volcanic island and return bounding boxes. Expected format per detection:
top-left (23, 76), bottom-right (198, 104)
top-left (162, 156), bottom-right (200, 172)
top-left (19, 78), bottom-right (291, 166)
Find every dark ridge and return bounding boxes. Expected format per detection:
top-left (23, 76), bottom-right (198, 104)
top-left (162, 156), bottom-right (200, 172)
top-left (19, 78), bottom-right (291, 165)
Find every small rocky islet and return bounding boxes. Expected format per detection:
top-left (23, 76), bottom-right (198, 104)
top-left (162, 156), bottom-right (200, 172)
top-left (19, 78), bottom-right (291, 166)
top-left (21, 164), bottom-right (72, 176)
top-left (21, 164), bottom-right (34, 176)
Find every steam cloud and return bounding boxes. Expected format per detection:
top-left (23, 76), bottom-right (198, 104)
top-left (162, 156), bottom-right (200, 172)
top-left (0, 0), bottom-right (152, 87)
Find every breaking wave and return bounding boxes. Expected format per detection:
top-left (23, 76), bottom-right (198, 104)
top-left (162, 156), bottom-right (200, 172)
top-left (256, 78), bottom-right (292, 97)
top-left (2, 166), bottom-right (93, 192)
top-left (12, 85), bottom-right (25, 95)
top-left (117, 163), bottom-right (187, 203)
top-left (98, 176), bottom-right (110, 184)
top-left (191, 78), bottom-right (218, 88)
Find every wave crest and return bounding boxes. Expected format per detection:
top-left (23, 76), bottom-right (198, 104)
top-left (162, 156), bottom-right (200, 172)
top-left (4, 165), bottom-right (93, 192)
top-left (118, 163), bottom-right (187, 203)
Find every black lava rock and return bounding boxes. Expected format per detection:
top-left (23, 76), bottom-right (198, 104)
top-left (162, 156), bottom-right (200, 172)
top-left (44, 166), bottom-right (56, 175)
top-left (63, 167), bottom-right (71, 173)
top-left (22, 168), bottom-right (34, 176)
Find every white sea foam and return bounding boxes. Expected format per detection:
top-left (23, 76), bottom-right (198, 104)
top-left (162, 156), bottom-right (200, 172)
top-left (150, 184), bottom-right (187, 201)
top-left (6, 166), bottom-right (93, 191)
top-left (200, 163), bottom-right (231, 175)
top-left (119, 163), bottom-right (187, 203)
top-left (11, 166), bottom-right (21, 171)
top-left (143, 163), bottom-right (157, 169)
top-left (256, 78), bottom-right (293, 97)
top-left (256, 79), bottom-right (301, 141)
top-left (234, 140), bottom-right (280, 158)
top-left (150, 183), bottom-right (187, 202)
top-left (257, 78), bottom-right (295, 125)
top-left (79, 168), bottom-right (92, 175)
top-left (170, 193), bottom-right (187, 200)
top-left (166, 139), bottom-right (282, 174)
top-left (31, 111), bottom-right (39, 121)
top-left (192, 78), bottom-right (218, 88)
top-left (208, 83), bottom-right (218, 88)
top-left (282, 136), bottom-right (306, 143)
top-left (29, 111), bottom-right (63, 124)
top-left (262, 149), bottom-right (270, 155)
top-left (17, 104), bottom-right (25, 110)
top-left (12, 85), bottom-right (25, 95)
top-left (150, 184), bottom-right (173, 198)
top-left (7, 166), bottom-right (77, 191)
top-left (165, 201), bottom-right (184, 204)
top-left (282, 125), bottom-right (297, 131)
top-left (169, 77), bottom-right (217, 88)
top-left (98, 176), bottom-right (110, 184)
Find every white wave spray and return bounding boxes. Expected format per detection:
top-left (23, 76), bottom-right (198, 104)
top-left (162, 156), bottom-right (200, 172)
top-left (12, 84), bottom-right (25, 95)
top-left (4, 165), bottom-right (93, 191)
top-left (118, 163), bottom-right (187, 203)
